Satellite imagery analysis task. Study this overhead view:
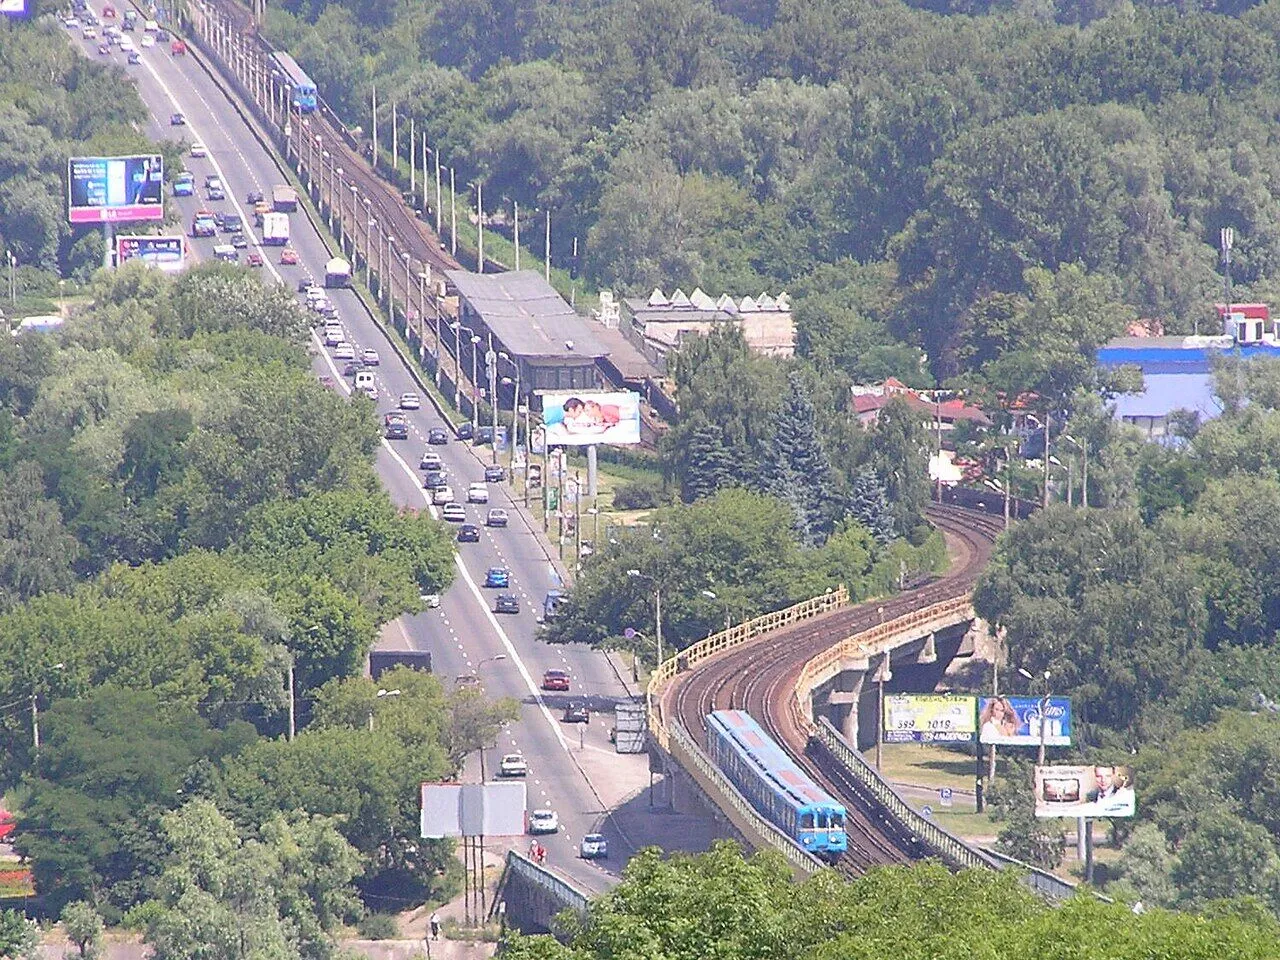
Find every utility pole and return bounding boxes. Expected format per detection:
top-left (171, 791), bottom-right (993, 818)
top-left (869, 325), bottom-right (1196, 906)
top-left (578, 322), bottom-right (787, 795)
top-left (371, 84), bottom-right (377, 170)
top-left (514, 201), bottom-right (520, 271)
top-left (1220, 227), bottom-right (1234, 339)
top-left (544, 210), bottom-right (551, 282)
top-left (450, 168), bottom-right (457, 257)
top-left (287, 657), bottom-right (296, 742)
top-left (477, 181), bottom-right (484, 274)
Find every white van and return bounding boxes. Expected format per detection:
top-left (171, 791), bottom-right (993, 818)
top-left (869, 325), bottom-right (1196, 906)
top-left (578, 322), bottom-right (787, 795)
top-left (354, 370), bottom-right (375, 391)
top-left (323, 324), bottom-right (344, 347)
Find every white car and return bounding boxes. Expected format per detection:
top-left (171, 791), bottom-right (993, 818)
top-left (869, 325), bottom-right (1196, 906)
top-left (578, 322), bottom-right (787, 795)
top-left (419, 452), bottom-right (443, 472)
top-left (64, 17), bottom-right (80, 27)
top-left (333, 341), bottom-right (356, 361)
top-left (361, 348), bottom-right (380, 366)
top-left (467, 483), bottom-right (489, 504)
top-left (323, 325), bottom-right (344, 347)
top-left (81, 25), bottom-right (96, 37)
top-left (432, 485), bottom-right (454, 505)
top-left (579, 834), bottom-right (608, 859)
top-left (421, 593), bottom-right (441, 608)
top-left (499, 753), bottom-right (528, 777)
top-left (143, 18), bottom-right (158, 31)
top-left (118, 35), bottom-right (134, 50)
top-left (440, 503), bottom-right (466, 522)
top-left (140, 33), bottom-right (155, 47)
top-left (528, 809), bottom-right (559, 835)
top-left (189, 142), bottom-right (208, 158)
top-left (399, 393), bottom-right (421, 410)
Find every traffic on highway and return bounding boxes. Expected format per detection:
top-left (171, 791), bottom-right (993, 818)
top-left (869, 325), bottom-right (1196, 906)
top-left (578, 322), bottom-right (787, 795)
top-left (63, 3), bottom-right (649, 893)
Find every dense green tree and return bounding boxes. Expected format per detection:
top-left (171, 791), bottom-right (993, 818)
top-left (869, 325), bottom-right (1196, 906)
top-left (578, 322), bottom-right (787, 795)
top-left (60, 901), bottom-right (104, 960)
top-left (0, 910), bottom-right (37, 960)
top-left (145, 799), bottom-right (361, 960)
top-left (671, 415), bottom-right (738, 502)
top-left (757, 374), bottom-right (839, 544)
top-left (14, 689), bottom-right (257, 917)
top-left (846, 470), bottom-right (895, 545)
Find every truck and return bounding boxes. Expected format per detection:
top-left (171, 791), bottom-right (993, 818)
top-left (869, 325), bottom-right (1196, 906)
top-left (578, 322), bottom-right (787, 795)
top-left (262, 212), bottom-right (290, 246)
top-left (272, 185), bottom-right (298, 213)
top-left (324, 257), bottom-right (351, 288)
top-left (190, 210), bottom-right (217, 238)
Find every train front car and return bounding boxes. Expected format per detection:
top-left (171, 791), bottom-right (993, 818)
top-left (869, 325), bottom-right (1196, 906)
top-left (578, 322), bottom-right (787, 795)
top-left (706, 709), bottom-right (848, 861)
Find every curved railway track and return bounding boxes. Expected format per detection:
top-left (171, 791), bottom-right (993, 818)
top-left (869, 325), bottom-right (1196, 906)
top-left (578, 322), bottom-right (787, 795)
top-left (668, 503), bottom-right (1004, 875)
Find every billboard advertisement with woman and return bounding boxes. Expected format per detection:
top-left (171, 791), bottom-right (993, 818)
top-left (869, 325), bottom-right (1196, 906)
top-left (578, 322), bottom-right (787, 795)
top-left (540, 391), bottom-right (641, 446)
top-left (978, 696), bottom-right (1072, 746)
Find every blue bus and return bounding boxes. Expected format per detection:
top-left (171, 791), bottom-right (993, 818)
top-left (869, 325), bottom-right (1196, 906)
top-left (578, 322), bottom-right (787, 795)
top-left (270, 51), bottom-right (317, 113)
top-left (705, 710), bottom-right (848, 859)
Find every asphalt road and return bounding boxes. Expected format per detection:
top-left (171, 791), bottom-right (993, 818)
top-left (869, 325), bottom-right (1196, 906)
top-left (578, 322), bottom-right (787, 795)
top-left (64, 11), bottom-right (656, 894)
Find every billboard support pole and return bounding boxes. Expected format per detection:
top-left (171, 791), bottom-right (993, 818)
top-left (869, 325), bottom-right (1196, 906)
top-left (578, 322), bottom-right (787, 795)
top-left (1077, 816), bottom-right (1087, 863)
top-left (587, 443), bottom-right (598, 498)
top-left (1083, 819), bottom-right (1094, 882)
top-left (102, 222), bottom-right (113, 271)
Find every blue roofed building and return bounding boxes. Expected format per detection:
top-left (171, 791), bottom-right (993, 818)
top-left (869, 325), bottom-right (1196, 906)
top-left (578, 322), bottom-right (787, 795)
top-left (1098, 304), bottom-right (1280, 439)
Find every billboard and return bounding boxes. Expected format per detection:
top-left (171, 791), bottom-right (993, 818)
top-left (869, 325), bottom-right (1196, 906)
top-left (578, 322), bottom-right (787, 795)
top-left (116, 235), bottom-right (186, 273)
top-left (978, 696), bottom-right (1072, 746)
top-left (420, 782), bottom-right (527, 838)
top-left (541, 391), bottom-right (641, 446)
top-left (883, 694), bottom-right (976, 744)
top-left (68, 155), bottom-right (164, 224)
top-left (1, 0), bottom-right (28, 17)
top-left (1035, 765), bottom-right (1135, 819)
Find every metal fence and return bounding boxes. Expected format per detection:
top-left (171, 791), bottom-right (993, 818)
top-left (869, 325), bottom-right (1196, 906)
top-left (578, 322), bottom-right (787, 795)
top-left (647, 587), bottom-right (850, 749)
top-left (815, 718), bottom-right (995, 871)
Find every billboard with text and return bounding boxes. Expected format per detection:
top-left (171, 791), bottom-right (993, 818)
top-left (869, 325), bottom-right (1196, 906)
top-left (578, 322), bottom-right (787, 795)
top-left (978, 696), bottom-right (1072, 746)
top-left (883, 694), bottom-right (976, 744)
top-left (116, 235), bottom-right (186, 273)
top-left (541, 391), bottom-right (641, 446)
top-left (1035, 765), bottom-right (1135, 819)
top-left (68, 155), bottom-right (164, 224)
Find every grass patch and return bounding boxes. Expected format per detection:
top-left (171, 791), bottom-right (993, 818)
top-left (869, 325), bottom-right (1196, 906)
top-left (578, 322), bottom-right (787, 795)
top-left (878, 742), bottom-right (979, 791)
top-left (0, 867), bottom-right (33, 898)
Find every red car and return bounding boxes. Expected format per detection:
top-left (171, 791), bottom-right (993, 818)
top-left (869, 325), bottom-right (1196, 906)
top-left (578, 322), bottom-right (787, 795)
top-left (170, 39), bottom-right (186, 55)
top-left (541, 669), bottom-right (570, 692)
top-left (246, 252), bottom-right (264, 267)
top-left (279, 247), bottom-right (298, 265)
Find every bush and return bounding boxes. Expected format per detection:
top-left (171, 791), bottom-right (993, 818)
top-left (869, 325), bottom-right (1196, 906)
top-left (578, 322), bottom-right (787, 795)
top-left (612, 480), bottom-right (664, 510)
top-left (356, 912), bottom-right (400, 940)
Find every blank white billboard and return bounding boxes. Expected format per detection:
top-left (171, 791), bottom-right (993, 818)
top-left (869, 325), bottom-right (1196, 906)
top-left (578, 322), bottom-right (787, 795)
top-left (421, 781), bottom-right (527, 838)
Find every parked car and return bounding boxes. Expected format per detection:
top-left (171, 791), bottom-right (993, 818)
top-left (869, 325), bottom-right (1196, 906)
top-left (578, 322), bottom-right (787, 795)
top-left (579, 834), bottom-right (608, 859)
top-left (456, 523), bottom-right (481, 543)
top-left (495, 593), bottom-right (520, 614)
top-left (484, 566), bottom-right (510, 588)
top-left (541, 670), bottom-right (570, 692)
top-left (499, 753), bottom-right (528, 777)
top-left (563, 703), bottom-right (590, 724)
top-left (484, 465), bottom-right (505, 483)
top-left (486, 508), bottom-right (509, 528)
top-left (528, 809), bottom-right (559, 835)
top-left (441, 503), bottom-right (467, 523)
top-left (456, 422), bottom-right (474, 440)
top-left (427, 427), bottom-right (449, 445)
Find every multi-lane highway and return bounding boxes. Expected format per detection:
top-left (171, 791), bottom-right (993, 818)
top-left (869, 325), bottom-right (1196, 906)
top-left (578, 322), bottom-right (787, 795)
top-left (63, 9), bottom-right (653, 893)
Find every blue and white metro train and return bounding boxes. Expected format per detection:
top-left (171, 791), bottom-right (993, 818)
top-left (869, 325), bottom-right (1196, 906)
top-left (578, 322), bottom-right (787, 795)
top-left (705, 709), bottom-right (848, 858)
top-left (269, 51), bottom-right (318, 113)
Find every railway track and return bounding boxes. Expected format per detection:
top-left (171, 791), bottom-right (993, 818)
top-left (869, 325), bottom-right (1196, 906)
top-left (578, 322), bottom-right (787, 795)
top-left (668, 502), bottom-right (1003, 874)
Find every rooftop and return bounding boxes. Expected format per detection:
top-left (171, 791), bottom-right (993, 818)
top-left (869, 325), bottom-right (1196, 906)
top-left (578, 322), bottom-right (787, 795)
top-left (446, 270), bottom-right (607, 361)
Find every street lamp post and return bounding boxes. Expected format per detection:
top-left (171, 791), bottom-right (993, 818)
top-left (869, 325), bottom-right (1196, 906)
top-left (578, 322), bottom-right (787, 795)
top-left (487, 334), bottom-right (499, 465)
top-left (368, 688), bottom-right (402, 732)
top-left (701, 589), bottom-right (731, 633)
top-left (1018, 667), bottom-right (1053, 765)
top-left (469, 335), bottom-right (481, 430)
top-left (875, 606), bottom-right (887, 770)
top-left (1063, 433), bottom-right (1088, 508)
top-left (628, 570), bottom-right (663, 670)
top-left (471, 655), bottom-right (507, 781)
top-left (31, 662), bottom-right (66, 753)
top-left (498, 352), bottom-right (521, 476)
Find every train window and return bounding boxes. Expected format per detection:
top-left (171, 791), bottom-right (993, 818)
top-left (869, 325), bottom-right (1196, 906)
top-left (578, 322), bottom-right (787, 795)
top-left (815, 809), bottom-right (827, 828)
top-left (800, 811), bottom-right (815, 830)
top-left (832, 810), bottom-right (845, 829)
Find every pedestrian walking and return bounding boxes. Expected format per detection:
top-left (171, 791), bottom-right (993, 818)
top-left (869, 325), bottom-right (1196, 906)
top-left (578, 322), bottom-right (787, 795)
top-left (429, 912), bottom-right (441, 940)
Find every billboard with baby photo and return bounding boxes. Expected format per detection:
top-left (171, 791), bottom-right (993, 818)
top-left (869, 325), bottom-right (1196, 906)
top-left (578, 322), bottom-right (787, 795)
top-left (540, 391), bottom-right (641, 446)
